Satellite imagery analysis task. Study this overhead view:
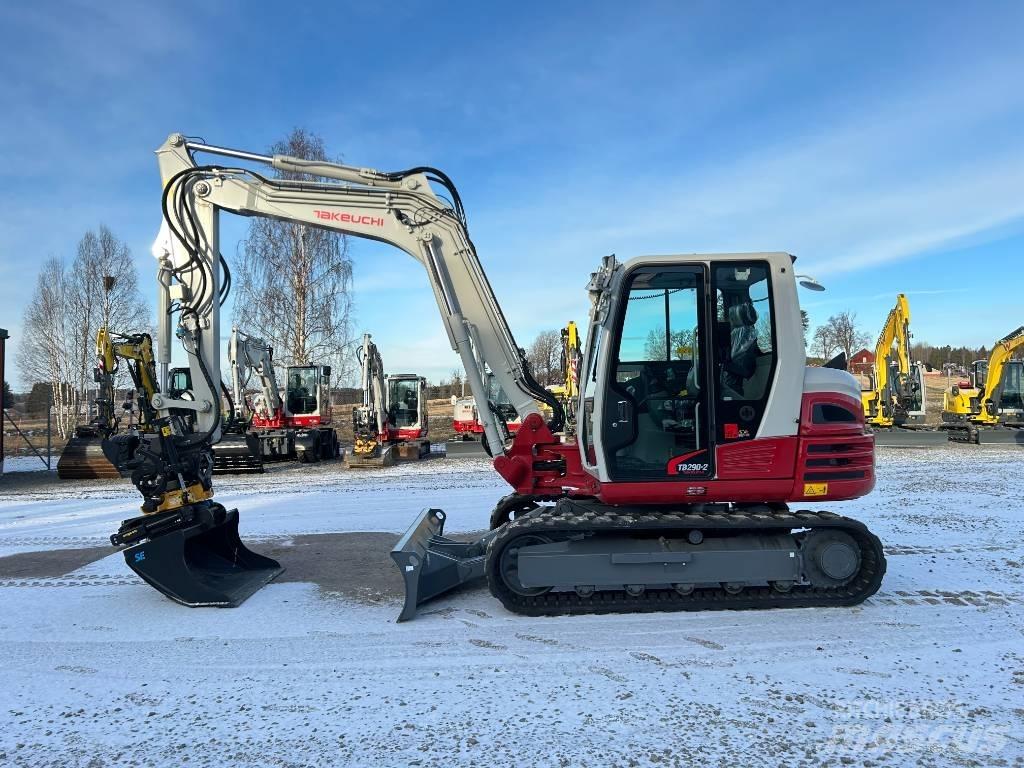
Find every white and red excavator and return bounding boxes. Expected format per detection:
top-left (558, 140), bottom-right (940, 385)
top-left (346, 332), bottom-right (429, 467)
top-left (104, 133), bottom-right (885, 616)
top-left (224, 326), bottom-right (339, 471)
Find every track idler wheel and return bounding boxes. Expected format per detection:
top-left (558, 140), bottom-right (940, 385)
top-left (496, 534), bottom-right (552, 597)
top-left (802, 530), bottom-right (861, 588)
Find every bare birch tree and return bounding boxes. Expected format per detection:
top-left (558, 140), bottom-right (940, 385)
top-left (19, 258), bottom-right (80, 438)
top-left (233, 128), bottom-right (356, 383)
top-left (18, 227), bottom-right (150, 438)
top-left (527, 330), bottom-right (562, 386)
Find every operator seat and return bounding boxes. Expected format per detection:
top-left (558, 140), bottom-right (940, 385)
top-left (721, 303), bottom-right (758, 399)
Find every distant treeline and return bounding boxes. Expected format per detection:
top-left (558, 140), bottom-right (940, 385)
top-left (911, 343), bottom-right (992, 370)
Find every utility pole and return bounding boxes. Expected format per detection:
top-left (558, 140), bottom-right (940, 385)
top-left (101, 276), bottom-right (115, 413)
top-left (1, 327), bottom-right (8, 475)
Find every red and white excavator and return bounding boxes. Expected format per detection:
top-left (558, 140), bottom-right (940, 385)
top-left (222, 326), bottom-right (339, 470)
top-left (346, 332), bottom-right (429, 467)
top-left (104, 133), bottom-right (885, 616)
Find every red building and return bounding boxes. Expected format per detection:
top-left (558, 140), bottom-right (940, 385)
top-left (849, 348), bottom-right (875, 376)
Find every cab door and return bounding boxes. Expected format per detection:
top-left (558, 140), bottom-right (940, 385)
top-left (600, 266), bottom-right (713, 481)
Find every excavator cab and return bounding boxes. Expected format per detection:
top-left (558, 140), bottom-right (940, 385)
top-left (1000, 361), bottom-right (1024, 412)
top-left (285, 364), bottom-right (336, 462)
top-left (168, 367), bottom-right (192, 399)
top-left (486, 373), bottom-right (518, 423)
top-left (285, 365), bottom-right (330, 419)
top-left (385, 374), bottom-right (427, 438)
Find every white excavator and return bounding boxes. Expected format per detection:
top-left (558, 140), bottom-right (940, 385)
top-left (105, 133), bottom-right (885, 615)
top-left (226, 326), bottom-right (340, 468)
top-left (347, 332), bottom-right (389, 466)
top-left (212, 326), bottom-right (277, 473)
top-left (347, 332), bottom-right (430, 466)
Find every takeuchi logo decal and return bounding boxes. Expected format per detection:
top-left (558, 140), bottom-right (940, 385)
top-left (313, 210), bottom-right (385, 227)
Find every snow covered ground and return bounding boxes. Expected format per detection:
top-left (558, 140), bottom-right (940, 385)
top-left (1, 447), bottom-right (1022, 767)
top-left (0, 454), bottom-right (57, 474)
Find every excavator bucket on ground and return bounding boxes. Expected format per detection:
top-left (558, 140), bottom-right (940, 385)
top-left (57, 429), bottom-right (122, 479)
top-left (117, 506), bottom-right (283, 607)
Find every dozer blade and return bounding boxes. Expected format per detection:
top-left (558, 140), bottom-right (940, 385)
top-left (390, 507), bottom-right (493, 621)
top-left (123, 508), bottom-right (283, 607)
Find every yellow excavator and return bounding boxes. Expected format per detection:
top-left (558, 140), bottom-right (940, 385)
top-left (57, 328), bottom-right (161, 479)
top-left (860, 294), bottom-right (926, 429)
top-left (942, 326), bottom-right (1024, 442)
top-left (543, 321), bottom-right (581, 433)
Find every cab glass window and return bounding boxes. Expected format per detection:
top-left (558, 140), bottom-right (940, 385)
top-left (711, 262), bottom-right (777, 440)
top-left (287, 367), bottom-right (318, 414)
top-left (388, 379), bottom-right (420, 427)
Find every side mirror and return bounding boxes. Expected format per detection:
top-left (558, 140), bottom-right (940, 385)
top-left (322, 365), bottom-right (332, 379)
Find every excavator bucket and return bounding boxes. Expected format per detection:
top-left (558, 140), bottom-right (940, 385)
top-left (57, 429), bottom-right (122, 479)
top-left (122, 508), bottom-right (283, 607)
top-left (390, 508), bottom-right (491, 621)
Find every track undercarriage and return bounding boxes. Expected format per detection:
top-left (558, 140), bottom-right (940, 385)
top-left (393, 494), bottom-right (886, 621)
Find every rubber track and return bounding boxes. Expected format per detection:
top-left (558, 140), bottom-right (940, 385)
top-left (486, 501), bottom-right (886, 617)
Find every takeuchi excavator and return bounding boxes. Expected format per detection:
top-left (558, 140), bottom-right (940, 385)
top-left (346, 332), bottom-right (429, 467)
top-left (224, 326), bottom-right (339, 470)
top-left (942, 325), bottom-right (1024, 444)
top-left (109, 132), bottom-right (886, 615)
top-left (860, 294), bottom-right (927, 429)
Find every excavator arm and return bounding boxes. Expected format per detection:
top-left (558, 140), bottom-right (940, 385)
top-left (153, 134), bottom-right (561, 456)
top-left (228, 327), bottom-right (282, 423)
top-left (352, 332), bottom-right (387, 455)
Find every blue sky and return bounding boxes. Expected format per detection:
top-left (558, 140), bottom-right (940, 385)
top-left (2, 1), bottom-right (1023, 388)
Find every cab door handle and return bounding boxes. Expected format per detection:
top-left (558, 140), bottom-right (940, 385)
top-left (616, 400), bottom-right (630, 423)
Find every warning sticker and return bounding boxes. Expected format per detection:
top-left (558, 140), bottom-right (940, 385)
top-left (803, 482), bottom-right (828, 497)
